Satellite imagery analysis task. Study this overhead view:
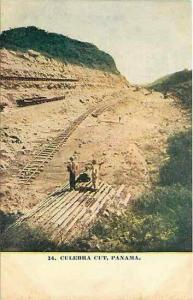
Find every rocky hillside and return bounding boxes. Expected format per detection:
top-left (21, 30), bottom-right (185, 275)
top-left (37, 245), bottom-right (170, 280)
top-left (0, 27), bottom-right (191, 253)
top-left (0, 26), bottom-right (119, 74)
top-left (148, 69), bottom-right (192, 108)
top-left (0, 48), bottom-right (127, 108)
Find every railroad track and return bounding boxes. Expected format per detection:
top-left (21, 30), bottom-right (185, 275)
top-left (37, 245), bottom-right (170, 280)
top-left (0, 75), bottom-right (78, 82)
top-left (17, 101), bottom-right (113, 184)
top-left (91, 102), bottom-right (111, 117)
top-left (18, 110), bottom-right (91, 184)
top-left (6, 180), bottom-right (125, 245)
top-left (16, 95), bottom-right (66, 107)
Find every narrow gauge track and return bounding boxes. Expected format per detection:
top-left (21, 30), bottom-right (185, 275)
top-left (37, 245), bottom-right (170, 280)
top-left (0, 75), bottom-right (78, 82)
top-left (16, 95), bottom-right (66, 107)
top-left (7, 180), bottom-right (122, 245)
top-left (18, 110), bottom-right (92, 184)
top-left (18, 100), bottom-right (114, 184)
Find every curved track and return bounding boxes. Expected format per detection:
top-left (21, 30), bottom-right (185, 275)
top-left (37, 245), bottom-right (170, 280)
top-left (18, 100), bottom-right (115, 184)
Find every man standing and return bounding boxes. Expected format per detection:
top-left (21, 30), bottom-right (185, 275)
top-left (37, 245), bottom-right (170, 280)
top-left (67, 157), bottom-right (78, 190)
top-left (91, 159), bottom-right (99, 191)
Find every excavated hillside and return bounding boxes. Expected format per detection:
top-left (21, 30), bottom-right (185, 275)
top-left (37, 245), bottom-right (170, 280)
top-left (0, 26), bottom-right (119, 74)
top-left (0, 32), bottom-right (191, 229)
top-left (148, 69), bottom-right (192, 109)
top-left (0, 46), bottom-right (128, 211)
top-left (0, 48), bottom-right (127, 108)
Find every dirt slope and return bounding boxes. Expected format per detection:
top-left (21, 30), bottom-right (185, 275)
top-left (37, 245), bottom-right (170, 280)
top-left (0, 48), bottom-right (127, 107)
top-left (0, 49), bottom-right (191, 215)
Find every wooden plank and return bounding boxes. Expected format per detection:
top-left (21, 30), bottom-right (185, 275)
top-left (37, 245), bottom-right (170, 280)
top-left (45, 182), bottom-right (93, 233)
top-left (56, 183), bottom-right (110, 243)
top-left (34, 183), bottom-right (91, 225)
top-left (83, 188), bottom-right (115, 229)
top-left (68, 185), bottom-right (112, 233)
top-left (115, 184), bottom-right (125, 197)
top-left (120, 193), bottom-right (131, 207)
top-left (16, 183), bottom-right (70, 223)
top-left (31, 190), bottom-right (78, 225)
top-left (49, 192), bottom-right (93, 240)
top-left (50, 183), bottom-right (105, 237)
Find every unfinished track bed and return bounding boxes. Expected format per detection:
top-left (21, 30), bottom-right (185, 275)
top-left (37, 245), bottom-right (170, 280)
top-left (7, 180), bottom-right (120, 245)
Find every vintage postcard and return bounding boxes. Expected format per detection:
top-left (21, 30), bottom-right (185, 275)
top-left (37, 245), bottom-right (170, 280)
top-left (0, 0), bottom-right (192, 299)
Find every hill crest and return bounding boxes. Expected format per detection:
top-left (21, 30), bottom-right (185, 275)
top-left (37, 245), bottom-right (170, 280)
top-left (0, 26), bottom-right (119, 74)
top-left (148, 69), bottom-right (192, 108)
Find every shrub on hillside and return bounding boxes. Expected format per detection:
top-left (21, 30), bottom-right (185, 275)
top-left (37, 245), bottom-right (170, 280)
top-left (159, 129), bottom-right (192, 187)
top-left (0, 26), bottom-right (119, 74)
top-left (68, 185), bottom-right (191, 252)
top-left (67, 130), bottom-right (192, 252)
top-left (149, 69), bottom-right (192, 109)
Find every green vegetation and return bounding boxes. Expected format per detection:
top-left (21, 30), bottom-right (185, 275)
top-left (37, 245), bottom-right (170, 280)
top-left (1, 130), bottom-right (191, 252)
top-left (148, 69), bottom-right (191, 88)
top-left (0, 223), bottom-right (57, 251)
top-left (67, 130), bottom-right (192, 252)
top-left (148, 69), bottom-right (192, 109)
top-left (0, 211), bottom-right (18, 234)
top-left (159, 129), bottom-right (192, 187)
top-left (0, 26), bottom-right (119, 74)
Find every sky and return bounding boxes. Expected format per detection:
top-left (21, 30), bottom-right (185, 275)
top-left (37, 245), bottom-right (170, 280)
top-left (1, 0), bottom-right (192, 84)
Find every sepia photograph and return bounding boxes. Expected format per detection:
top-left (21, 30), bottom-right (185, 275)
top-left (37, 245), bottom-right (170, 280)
top-left (0, 1), bottom-right (192, 298)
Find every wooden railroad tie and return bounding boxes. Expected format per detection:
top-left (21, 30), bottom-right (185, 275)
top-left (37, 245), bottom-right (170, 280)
top-left (17, 98), bottom-right (121, 183)
top-left (6, 180), bottom-right (126, 245)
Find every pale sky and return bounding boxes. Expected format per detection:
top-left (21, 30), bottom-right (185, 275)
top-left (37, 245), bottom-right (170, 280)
top-left (1, 0), bottom-right (192, 83)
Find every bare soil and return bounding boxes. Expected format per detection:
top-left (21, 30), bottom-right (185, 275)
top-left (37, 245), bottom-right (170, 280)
top-left (0, 49), bottom-right (190, 214)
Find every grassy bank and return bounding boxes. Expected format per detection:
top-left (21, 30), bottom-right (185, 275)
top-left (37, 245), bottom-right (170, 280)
top-left (148, 69), bottom-right (192, 109)
top-left (66, 129), bottom-right (192, 252)
top-left (1, 130), bottom-right (191, 252)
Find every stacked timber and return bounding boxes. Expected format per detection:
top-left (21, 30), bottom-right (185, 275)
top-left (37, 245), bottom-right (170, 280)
top-left (6, 181), bottom-right (120, 245)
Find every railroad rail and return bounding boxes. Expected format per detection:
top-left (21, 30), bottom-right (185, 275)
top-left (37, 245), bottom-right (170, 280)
top-left (17, 98), bottom-right (120, 184)
top-left (16, 95), bottom-right (66, 107)
top-left (6, 180), bottom-right (126, 245)
top-left (18, 110), bottom-right (92, 184)
top-left (91, 102), bottom-right (111, 117)
top-left (17, 105), bottom-right (108, 183)
top-left (0, 75), bottom-right (78, 82)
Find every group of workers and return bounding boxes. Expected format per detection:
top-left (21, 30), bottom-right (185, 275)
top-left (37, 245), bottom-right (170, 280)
top-left (67, 157), bottom-right (99, 191)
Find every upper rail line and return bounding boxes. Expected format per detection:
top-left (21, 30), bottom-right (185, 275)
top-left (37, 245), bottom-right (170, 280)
top-left (0, 75), bottom-right (78, 82)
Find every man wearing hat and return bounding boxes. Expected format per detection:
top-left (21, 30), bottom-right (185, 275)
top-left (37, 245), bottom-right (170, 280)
top-left (67, 157), bottom-right (78, 190)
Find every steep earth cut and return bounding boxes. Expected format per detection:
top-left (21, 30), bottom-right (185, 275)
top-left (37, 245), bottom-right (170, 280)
top-left (148, 69), bottom-right (192, 108)
top-left (0, 31), bottom-right (191, 225)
